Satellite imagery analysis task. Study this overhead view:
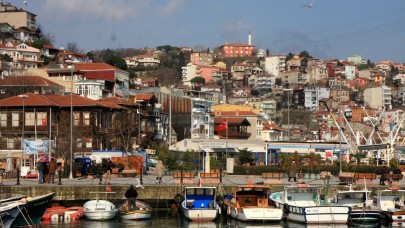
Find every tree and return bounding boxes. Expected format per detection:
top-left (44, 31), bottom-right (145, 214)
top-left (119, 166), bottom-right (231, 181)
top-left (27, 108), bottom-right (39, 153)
top-left (286, 52), bottom-right (293, 61)
top-left (109, 110), bottom-right (139, 165)
top-left (191, 77), bottom-right (205, 85)
top-left (238, 148), bottom-right (254, 165)
top-left (66, 42), bottom-right (80, 53)
top-left (299, 50), bottom-right (312, 58)
top-left (352, 152), bottom-right (366, 165)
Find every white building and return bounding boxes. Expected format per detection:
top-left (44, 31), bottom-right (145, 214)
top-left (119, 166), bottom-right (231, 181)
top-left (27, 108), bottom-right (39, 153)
top-left (264, 55), bottom-right (286, 77)
top-left (190, 94), bottom-right (214, 140)
top-left (304, 86), bottom-right (330, 111)
top-left (344, 65), bottom-right (356, 80)
top-left (182, 63), bottom-right (200, 87)
top-left (364, 85), bottom-right (392, 110)
top-left (76, 80), bottom-right (104, 100)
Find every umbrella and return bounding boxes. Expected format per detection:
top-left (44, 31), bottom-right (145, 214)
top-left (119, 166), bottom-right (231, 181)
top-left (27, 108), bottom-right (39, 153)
top-left (38, 154), bottom-right (51, 162)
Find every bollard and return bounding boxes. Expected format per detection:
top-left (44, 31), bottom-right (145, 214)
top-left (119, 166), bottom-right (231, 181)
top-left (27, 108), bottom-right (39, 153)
top-left (220, 168), bottom-right (222, 184)
top-left (16, 168), bottom-right (20, 185)
top-left (180, 166), bottom-right (183, 184)
top-left (58, 168), bottom-right (62, 185)
top-left (140, 167), bottom-right (143, 185)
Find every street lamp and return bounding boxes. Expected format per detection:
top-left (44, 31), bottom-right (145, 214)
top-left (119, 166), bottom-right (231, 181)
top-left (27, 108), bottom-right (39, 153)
top-left (17, 94), bottom-right (28, 185)
top-left (283, 88), bottom-right (293, 140)
top-left (65, 61), bottom-right (76, 179)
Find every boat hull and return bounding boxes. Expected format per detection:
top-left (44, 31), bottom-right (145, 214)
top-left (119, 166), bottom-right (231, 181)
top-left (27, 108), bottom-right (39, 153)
top-left (0, 202), bottom-right (25, 228)
top-left (349, 209), bottom-right (381, 223)
top-left (83, 200), bottom-right (118, 221)
top-left (227, 206), bottom-right (283, 221)
top-left (12, 192), bottom-right (55, 227)
top-left (120, 209), bottom-right (152, 220)
top-left (286, 205), bottom-right (350, 224)
top-left (182, 207), bottom-right (218, 221)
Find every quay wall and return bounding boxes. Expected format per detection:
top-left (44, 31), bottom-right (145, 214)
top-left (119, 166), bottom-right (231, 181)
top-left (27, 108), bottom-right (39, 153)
top-left (0, 184), bottom-right (389, 202)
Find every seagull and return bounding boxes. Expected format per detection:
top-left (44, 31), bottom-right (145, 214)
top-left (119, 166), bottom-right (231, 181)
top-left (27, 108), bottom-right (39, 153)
top-left (23, 0), bottom-right (27, 5)
top-left (303, 0), bottom-right (316, 8)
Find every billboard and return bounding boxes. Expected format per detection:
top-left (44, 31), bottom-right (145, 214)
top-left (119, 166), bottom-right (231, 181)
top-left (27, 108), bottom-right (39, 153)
top-left (23, 140), bottom-right (55, 155)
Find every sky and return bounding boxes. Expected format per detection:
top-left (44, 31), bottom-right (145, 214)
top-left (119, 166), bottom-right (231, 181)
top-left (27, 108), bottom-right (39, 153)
top-left (11, 0), bottom-right (405, 63)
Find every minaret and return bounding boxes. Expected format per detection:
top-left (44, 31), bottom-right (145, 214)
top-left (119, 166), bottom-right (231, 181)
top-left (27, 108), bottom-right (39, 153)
top-left (248, 30), bottom-right (252, 45)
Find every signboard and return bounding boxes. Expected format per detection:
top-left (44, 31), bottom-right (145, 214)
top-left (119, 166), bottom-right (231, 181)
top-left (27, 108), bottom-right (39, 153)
top-left (200, 142), bottom-right (227, 149)
top-left (23, 140), bottom-right (55, 155)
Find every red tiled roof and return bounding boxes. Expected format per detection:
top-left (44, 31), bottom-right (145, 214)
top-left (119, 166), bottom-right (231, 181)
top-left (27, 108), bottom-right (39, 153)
top-left (213, 111), bottom-right (259, 117)
top-left (73, 63), bottom-right (122, 72)
top-left (0, 76), bottom-right (62, 87)
top-left (99, 97), bottom-right (139, 106)
top-left (83, 71), bottom-right (115, 82)
top-left (214, 117), bottom-right (247, 124)
top-left (135, 94), bottom-right (155, 101)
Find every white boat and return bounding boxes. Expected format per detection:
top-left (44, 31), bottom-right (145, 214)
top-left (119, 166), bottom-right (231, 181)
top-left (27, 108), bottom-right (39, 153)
top-left (118, 200), bottom-right (152, 220)
top-left (223, 185), bottom-right (283, 222)
top-left (373, 186), bottom-right (405, 226)
top-left (270, 183), bottom-right (350, 224)
top-left (181, 186), bottom-right (219, 221)
top-left (83, 191), bottom-right (118, 221)
top-left (0, 200), bottom-right (26, 228)
top-left (331, 184), bottom-right (381, 223)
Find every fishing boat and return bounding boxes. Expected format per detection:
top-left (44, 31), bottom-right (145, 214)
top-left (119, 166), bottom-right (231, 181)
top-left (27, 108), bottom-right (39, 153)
top-left (223, 185), bottom-right (283, 221)
top-left (118, 200), bottom-right (152, 220)
top-left (270, 183), bottom-right (350, 224)
top-left (373, 186), bottom-right (405, 226)
top-left (12, 192), bottom-right (55, 227)
top-left (331, 184), bottom-right (381, 223)
top-left (83, 191), bottom-right (118, 221)
top-left (0, 200), bottom-right (26, 228)
top-left (181, 186), bottom-right (219, 221)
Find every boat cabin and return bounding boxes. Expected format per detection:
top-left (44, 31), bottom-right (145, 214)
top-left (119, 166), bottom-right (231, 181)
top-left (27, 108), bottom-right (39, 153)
top-left (184, 187), bottom-right (216, 209)
top-left (230, 186), bottom-right (271, 208)
top-left (377, 189), bottom-right (405, 211)
top-left (283, 186), bottom-right (323, 206)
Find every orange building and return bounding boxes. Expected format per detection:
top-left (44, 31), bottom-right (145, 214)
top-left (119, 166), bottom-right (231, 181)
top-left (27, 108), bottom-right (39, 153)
top-left (218, 43), bottom-right (255, 58)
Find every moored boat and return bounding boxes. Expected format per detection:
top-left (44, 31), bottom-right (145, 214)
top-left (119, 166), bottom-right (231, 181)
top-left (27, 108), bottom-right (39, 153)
top-left (12, 192), bottom-right (55, 227)
top-left (83, 191), bottom-right (118, 221)
top-left (270, 183), bottom-right (350, 224)
top-left (0, 200), bottom-right (26, 228)
top-left (118, 200), bottom-right (152, 220)
top-left (181, 186), bottom-right (219, 221)
top-left (331, 184), bottom-right (380, 223)
top-left (223, 185), bottom-right (283, 222)
top-left (373, 186), bottom-right (405, 226)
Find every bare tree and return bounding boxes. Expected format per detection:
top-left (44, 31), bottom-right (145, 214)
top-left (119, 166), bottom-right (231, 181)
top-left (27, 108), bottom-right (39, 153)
top-left (108, 110), bottom-right (139, 165)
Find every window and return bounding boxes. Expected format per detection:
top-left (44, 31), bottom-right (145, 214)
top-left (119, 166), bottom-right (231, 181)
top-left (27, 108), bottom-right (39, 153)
top-left (83, 112), bottom-right (90, 125)
top-left (36, 112), bottom-right (47, 126)
top-left (25, 112), bottom-right (35, 126)
top-left (0, 113), bottom-right (7, 127)
top-left (12, 112), bottom-right (19, 127)
top-left (74, 112), bottom-right (80, 126)
top-left (7, 138), bottom-right (14, 149)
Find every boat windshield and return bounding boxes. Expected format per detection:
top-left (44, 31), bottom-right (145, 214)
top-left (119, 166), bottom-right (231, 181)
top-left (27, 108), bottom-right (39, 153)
top-left (185, 188), bottom-right (215, 198)
top-left (380, 191), bottom-right (405, 197)
top-left (286, 187), bottom-right (320, 193)
top-left (337, 193), bottom-right (364, 200)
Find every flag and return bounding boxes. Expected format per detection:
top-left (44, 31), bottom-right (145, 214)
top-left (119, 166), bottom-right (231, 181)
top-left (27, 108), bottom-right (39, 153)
top-left (299, 170), bottom-right (303, 180)
top-left (106, 186), bottom-right (112, 192)
top-left (248, 176), bottom-right (253, 185)
top-left (191, 120), bottom-right (200, 130)
top-left (215, 119), bottom-right (227, 131)
top-left (198, 177), bottom-right (202, 187)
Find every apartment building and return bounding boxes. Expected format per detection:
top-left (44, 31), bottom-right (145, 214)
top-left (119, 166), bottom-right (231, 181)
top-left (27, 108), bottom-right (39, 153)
top-left (0, 3), bottom-right (37, 30)
top-left (364, 85), bottom-right (392, 110)
top-left (264, 55), bottom-right (286, 77)
top-left (304, 86), bottom-right (330, 111)
top-left (217, 43), bottom-right (255, 58)
top-left (190, 52), bottom-right (213, 66)
top-left (0, 42), bottom-right (42, 74)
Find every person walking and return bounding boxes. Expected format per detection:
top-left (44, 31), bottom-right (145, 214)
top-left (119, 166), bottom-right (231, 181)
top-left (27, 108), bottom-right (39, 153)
top-left (36, 162), bottom-right (44, 184)
top-left (43, 162), bottom-right (49, 183)
top-left (288, 160), bottom-right (297, 182)
top-left (379, 165), bottom-right (390, 186)
top-left (104, 159), bottom-right (113, 185)
top-left (156, 160), bottom-right (165, 184)
top-left (125, 185), bottom-right (138, 211)
top-left (48, 158), bottom-right (57, 184)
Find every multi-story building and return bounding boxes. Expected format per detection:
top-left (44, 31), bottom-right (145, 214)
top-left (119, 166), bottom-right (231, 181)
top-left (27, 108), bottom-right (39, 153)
top-left (347, 55), bottom-right (366, 65)
top-left (0, 76), bottom-right (64, 99)
top-left (0, 3), bottom-right (37, 30)
top-left (0, 42), bottom-right (42, 74)
top-left (251, 73), bottom-right (275, 91)
top-left (344, 64), bottom-right (356, 80)
top-left (190, 91), bottom-right (214, 140)
top-left (249, 98), bottom-right (277, 121)
top-left (217, 43), bottom-right (255, 58)
top-left (364, 85), bottom-right (392, 110)
top-left (124, 55), bottom-right (160, 67)
top-left (182, 63), bottom-right (201, 86)
top-left (330, 87), bottom-right (350, 103)
top-left (264, 55), bottom-right (286, 77)
top-left (304, 86), bottom-right (330, 111)
top-left (190, 52), bottom-right (213, 66)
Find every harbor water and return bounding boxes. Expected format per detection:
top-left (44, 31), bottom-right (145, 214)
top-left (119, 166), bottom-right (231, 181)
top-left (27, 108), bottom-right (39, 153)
top-left (39, 210), bottom-right (386, 228)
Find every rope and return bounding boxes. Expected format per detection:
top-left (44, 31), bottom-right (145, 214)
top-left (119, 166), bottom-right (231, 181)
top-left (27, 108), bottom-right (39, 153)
top-left (17, 204), bottom-right (33, 227)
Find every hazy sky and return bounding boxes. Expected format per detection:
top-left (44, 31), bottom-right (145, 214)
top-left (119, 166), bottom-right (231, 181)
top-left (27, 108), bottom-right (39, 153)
top-left (12, 0), bottom-right (405, 63)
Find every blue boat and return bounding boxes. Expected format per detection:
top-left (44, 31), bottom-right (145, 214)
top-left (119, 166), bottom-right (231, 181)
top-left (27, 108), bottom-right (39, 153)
top-left (181, 186), bottom-right (219, 221)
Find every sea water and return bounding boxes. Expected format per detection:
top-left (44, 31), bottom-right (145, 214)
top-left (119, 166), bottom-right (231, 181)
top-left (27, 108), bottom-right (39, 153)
top-left (39, 210), bottom-right (385, 228)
